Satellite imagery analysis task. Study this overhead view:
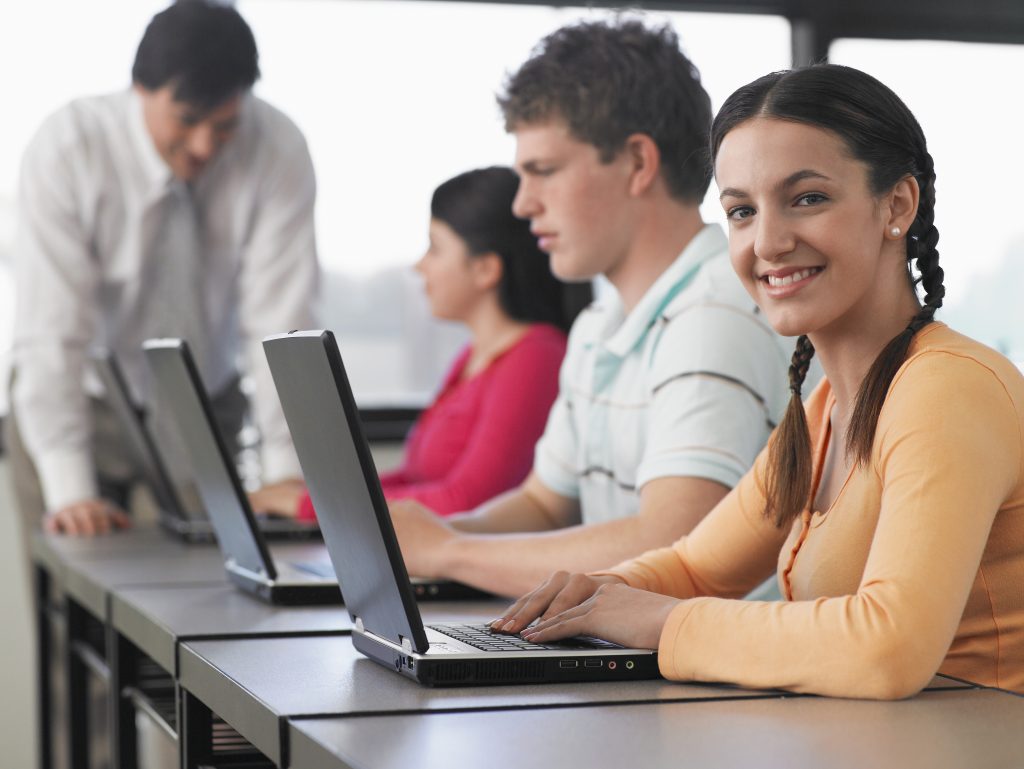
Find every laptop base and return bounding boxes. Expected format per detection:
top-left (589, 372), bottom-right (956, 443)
top-left (159, 510), bottom-right (321, 544)
top-left (411, 579), bottom-right (494, 602)
top-left (226, 567), bottom-right (343, 606)
top-left (353, 630), bottom-right (660, 687)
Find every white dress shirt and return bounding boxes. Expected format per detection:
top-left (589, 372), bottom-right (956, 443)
top-left (12, 88), bottom-right (319, 511)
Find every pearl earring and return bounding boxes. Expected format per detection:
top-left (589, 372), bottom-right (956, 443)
top-left (890, 226), bottom-right (902, 237)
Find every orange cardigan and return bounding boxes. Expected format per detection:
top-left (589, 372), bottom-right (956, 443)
top-left (600, 324), bottom-right (1024, 698)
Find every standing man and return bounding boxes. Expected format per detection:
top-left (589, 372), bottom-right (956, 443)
top-left (390, 19), bottom-right (792, 597)
top-left (7, 0), bottom-right (318, 535)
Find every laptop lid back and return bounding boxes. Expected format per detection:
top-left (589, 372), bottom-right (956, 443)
top-left (91, 348), bottom-right (188, 518)
top-left (263, 330), bottom-right (428, 653)
top-left (143, 338), bottom-right (276, 579)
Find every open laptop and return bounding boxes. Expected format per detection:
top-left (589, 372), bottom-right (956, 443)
top-left (263, 329), bottom-right (660, 686)
top-left (91, 348), bottom-right (321, 543)
top-left (142, 339), bottom-right (340, 605)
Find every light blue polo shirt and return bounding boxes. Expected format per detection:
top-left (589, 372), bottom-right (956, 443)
top-left (533, 224), bottom-right (791, 524)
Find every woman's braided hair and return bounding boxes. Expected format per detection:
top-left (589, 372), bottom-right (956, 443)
top-left (710, 65), bottom-right (945, 527)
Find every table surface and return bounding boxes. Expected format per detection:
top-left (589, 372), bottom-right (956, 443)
top-left (178, 633), bottom-right (796, 766)
top-left (33, 523), bottom-right (1024, 769)
top-left (36, 524), bottom-right (336, 619)
top-left (112, 582), bottom-right (355, 674)
top-left (287, 687), bottom-right (1024, 769)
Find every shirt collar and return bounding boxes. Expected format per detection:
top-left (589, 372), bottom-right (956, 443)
top-left (126, 88), bottom-right (175, 200)
top-left (601, 223), bottom-right (728, 358)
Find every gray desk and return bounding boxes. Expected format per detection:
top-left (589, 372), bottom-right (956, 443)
top-left (31, 522), bottom-right (190, 599)
top-left (287, 687), bottom-right (1024, 769)
top-left (31, 523), bottom-right (342, 769)
top-left (32, 524), bottom-right (221, 769)
top-left (109, 580), bottom-right (354, 769)
top-left (112, 583), bottom-right (353, 675)
top-left (177, 633), bottom-right (783, 767)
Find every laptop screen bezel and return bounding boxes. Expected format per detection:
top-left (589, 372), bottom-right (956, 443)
top-left (143, 338), bottom-right (278, 579)
top-left (263, 329), bottom-right (429, 653)
top-left (90, 347), bottom-right (190, 520)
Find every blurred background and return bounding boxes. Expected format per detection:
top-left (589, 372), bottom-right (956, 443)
top-left (2, 1), bottom-right (1023, 766)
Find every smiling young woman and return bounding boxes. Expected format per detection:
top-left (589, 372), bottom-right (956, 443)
top-left (490, 64), bottom-right (1024, 699)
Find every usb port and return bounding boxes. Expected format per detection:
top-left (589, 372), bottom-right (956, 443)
top-left (584, 659), bottom-right (603, 668)
top-left (559, 659), bottom-right (578, 669)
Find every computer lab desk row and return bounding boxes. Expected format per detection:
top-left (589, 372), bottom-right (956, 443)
top-left (31, 523), bottom-right (1024, 769)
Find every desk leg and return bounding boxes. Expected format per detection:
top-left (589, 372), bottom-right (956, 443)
top-left (64, 599), bottom-right (89, 769)
top-left (109, 630), bottom-right (138, 769)
top-left (179, 689), bottom-right (212, 769)
top-left (36, 564), bottom-right (52, 769)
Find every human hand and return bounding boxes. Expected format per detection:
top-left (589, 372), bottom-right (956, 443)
top-left (489, 571), bottom-right (622, 634)
top-left (490, 571), bottom-right (680, 650)
top-left (247, 478), bottom-right (306, 518)
top-left (389, 499), bottom-right (456, 578)
top-left (44, 498), bottom-right (131, 537)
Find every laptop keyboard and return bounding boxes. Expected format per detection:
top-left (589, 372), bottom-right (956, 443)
top-left (429, 623), bottom-right (621, 652)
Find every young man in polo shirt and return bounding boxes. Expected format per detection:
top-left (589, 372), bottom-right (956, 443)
top-left (389, 19), bottom-right (790, 597)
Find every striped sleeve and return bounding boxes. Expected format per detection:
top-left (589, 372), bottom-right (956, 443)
top-left (637, 301), bottom-right (786, 490)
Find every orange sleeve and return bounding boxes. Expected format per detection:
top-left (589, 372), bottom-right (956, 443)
top-left (648, 353), bottom-right (1020, 699)
top-left (595, 443), bottom-right (789, 599)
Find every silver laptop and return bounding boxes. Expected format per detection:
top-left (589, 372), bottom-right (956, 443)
top-left (263, 329), bottom-right (660, 686)
top-left (91, 348), bottom-right (321, 543)
top-left (142, 339), bottom-right (340, 605)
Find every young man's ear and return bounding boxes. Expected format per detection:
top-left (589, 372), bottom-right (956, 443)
top-left (471, 252), bottom-right (504, 291)
top-left (623, 133), bottom-right (662, 197)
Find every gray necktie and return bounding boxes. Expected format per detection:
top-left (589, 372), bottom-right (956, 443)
top-left (143, 181), bottom-right (212, 378)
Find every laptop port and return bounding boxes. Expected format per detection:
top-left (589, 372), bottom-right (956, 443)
top-left (584, 659), bottom-right (603, 668)
top-left (559, 659), bottom-right (578, 669)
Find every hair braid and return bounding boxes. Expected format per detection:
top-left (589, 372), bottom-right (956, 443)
top-left (910, 151), bottom-right (944, 322)
top-left (711, 64), bottom-right (948, 527)
top-left (846, 148), bottom-right (945, 464)
top-left (765, 335), bottom-right (816, 527)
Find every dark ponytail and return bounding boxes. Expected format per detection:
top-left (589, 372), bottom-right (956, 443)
top-left (431, 166), bottom-right (591, 333)
top-left (711, 65), bottom-right (945, 527)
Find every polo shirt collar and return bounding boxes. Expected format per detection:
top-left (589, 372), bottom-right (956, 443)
top-left (601, 223), bottom-right (727, 358)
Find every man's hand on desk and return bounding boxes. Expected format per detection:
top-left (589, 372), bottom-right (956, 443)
top-left (389, 499), bottom-right (457, 579)
top-left (247, 478), bottom-right (306, 518)
top-left (44, 498), bottom-right (131, 537)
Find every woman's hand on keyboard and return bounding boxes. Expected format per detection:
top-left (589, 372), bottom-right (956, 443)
top-left (490, 571), bottom-right (680, 649)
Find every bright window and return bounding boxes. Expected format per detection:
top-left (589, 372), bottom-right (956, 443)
top-left (831, 39), bottom-right (1024, 360)
top-left (0, 1), bottom-right (791, 410)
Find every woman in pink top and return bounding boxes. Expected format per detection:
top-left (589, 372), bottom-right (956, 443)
top-left (251, 167), bottom-right (588, 518)
top-left (490, 65), bottom-right (1024, 698)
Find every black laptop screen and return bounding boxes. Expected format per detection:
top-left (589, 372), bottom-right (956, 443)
top-left (143, 339), bottom-right (276, 578)
top-left (263, 330), bottom-right (428, 652)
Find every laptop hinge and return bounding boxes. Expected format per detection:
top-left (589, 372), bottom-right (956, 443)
top-left (400, 636), bottom-right (413, 653)
top-left (354, 616), bottom-right (364, 633)
top-left (226, 557), bottom-right (268, 580)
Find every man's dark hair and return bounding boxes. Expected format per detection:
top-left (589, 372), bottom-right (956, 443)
top-left (132, 0), bottom-right (260, 110)
top-left (498, 19), bottom-right (712, 204)
top-left (432, 167), bottom-right (591, 333)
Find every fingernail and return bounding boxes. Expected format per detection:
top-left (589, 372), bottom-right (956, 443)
top-left (501, 620), bottom-right (516, 632)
